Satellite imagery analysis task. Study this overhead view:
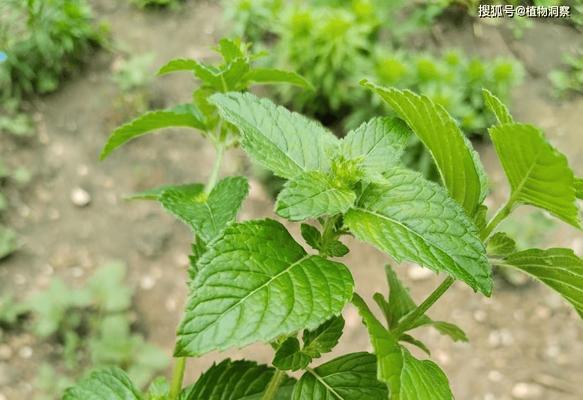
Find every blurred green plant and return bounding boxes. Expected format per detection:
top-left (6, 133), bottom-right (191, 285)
top-left (1, 261), bottom-right (168, 398)
top-left (549, 51), bottom-right (583, 97)
top-left (0, 0), bottom-right (105, 100)
top-left (131, 0), bottom-right (182, 9)
top-left (111, 53), bottom-right (156, 117)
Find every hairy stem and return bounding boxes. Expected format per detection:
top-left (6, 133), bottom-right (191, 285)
top-left (480, 200), bottom-right (514, 241)
top-left (169, 357), bottom-right (186, 400)
top-left (392, 276), bottom-right (455, 336)
top-left (261, 369), bottom-right (286, 400)
top-left (205, 143), bottom-right (225, 194)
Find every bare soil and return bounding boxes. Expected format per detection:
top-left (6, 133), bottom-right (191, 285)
top-left (1, 2), bottom-right (582, 399)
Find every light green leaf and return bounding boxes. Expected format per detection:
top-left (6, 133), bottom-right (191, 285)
top-left (63, 368), bottom-right (141, 400)
top-left (498, 248), bottom-right (583, 318)
top-left (245, 68), bottom-right (312, 89)
top-left (146, 377), bottom-right (168, 400)
top-left (292, 352), bottom-right (388, 400)
top-left (157, 59), bottom-right (220, 88)
top-left (0, 225), bottom-right (18, 260)
top-left (302, 315), bottom-right (345, 358)
top-left (424, 321), bottom-right (468, 342)
top-left (400, 334), bottom-right (431, 355)
top-left (175, 219), bottom-right (354, 356)
top-left (385, 265), bottom-right (417, 328)
top-left (183, 359), bottom-right (295, 400)
top-left (489, 123), bottom-right (581, 228)
top-left (487, 232), bottom-right (517, 258)
top-left (211, 92), bottom-right (338, 179)
top-left (340, 117), bottom-right (411, 177)
top-left (352, 294), bottom-right (454, 400)
top-left (125, 183), bottom-right (204, 201)
top-left (482, 89), bottom-right (513, 124)
top-left (276, 171), bottom-right (356, 221)
top-left (160, 176), bottom-right (248, 243)
top-left (273, 337), bottom-right (312, 371)
top-left (345, 167), bottom-right (492, 295)
top-left (363, 81), bottom-right (487, 215)
top-left (216, 38), bottom-right (244, 63)
top-left (100, 104), bottom-right (206, 160)
top-left (574, 177), bottom-right (583, 200)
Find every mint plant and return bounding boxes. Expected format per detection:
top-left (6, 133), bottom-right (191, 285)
top-left (65, 41), bottom-right (583, 398)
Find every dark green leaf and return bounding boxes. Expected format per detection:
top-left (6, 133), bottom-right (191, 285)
top-left (63, 368), bottom-right (141, 400)
top-left (175, 219), bottom-right (354, 356)
top-left (276, 171), bottom-right (356, 221)
top-left (345, 168), bottom-right (492, 295)
top-left (300, 223), bottom-right (321, 251)
top-left (160, 176), bottom-right (248, 243)
top-left (184, 359), bottom-right (294, 400)
top-left (292, 352), bottom-right (388, 400)
top-left (363, 81), bottom-right (487, 216)
top-left (100, 105), bottom-right (206, 160)
top-left (273, 337), bottom-right (312, 371)
top-left (302, 315), bottom-right (345, 358)
top-left (489, 123), bottom-right (581, 229)
top-left (498, 248), bottom-right (583, 318)
top-left (211, 92), bottom-right (338, 179)
top-left (323, 240), bottom-right (350, 257)
top-left (385, 265), bottom-right (417, 328)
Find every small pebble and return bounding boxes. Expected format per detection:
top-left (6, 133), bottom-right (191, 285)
top-left (70, 187), bottom-right (91, 207)
top-left (18, 346), bottom-right (32, 359)
top-left (407, 265), bottom-right (433, 281)
top-left (511, 382), bottom-right (543, 399)
top-left (140, 275), bottom-right (156, 290)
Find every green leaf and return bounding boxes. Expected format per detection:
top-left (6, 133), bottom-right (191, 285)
top-left (245, 68), bottom-right (312, 89)
top-left (276, 171), bottom-right (356, 221)
top-left (487, 232), bottom-right (517, 258)
top-left (0, 225), bottom-right (18, 260)
top-left (184, 359), bottom-right (295, 400)
top-left (323, 240), bottom-right (350, 257)
top-left (489, 123), bottom-right (581, 228)
top-left (273, 337), bottom-right (312, 371)
top-left (363, 81), bottom-right (487, 215)
top-left (125, 183), bottom-right (204, 201)
top-left (146, 377), bottom-right (168, 400)
top-left (175, 219), bottom-right (354, 356)
top-left (340, 117), bottom-right (411, 177)
top-left (302, 315), bottom-right (345, 358)
top-left (157, 58), bottom-right (200, 75)
top-left (385, 265), bottom-right (417, 328)
top-left (160, 176), bottom-right (248, 243)
top-left (63, 368), bottom-right (141, 400)
top-left (217, 38), bottom-right (244, 63)
top-left (400, 334), bottom-right (431, 355)
top-left (100, 105), bottom-right (206, 160)
top-left (300, 223), bottom-right (321, 251)
top-left (345, 167), bottom-right (492, 295)
top-left (482, 89), bottom-right (514, 124)
top-left (424, 321), bottom-right (468, 342)
top-left (498, 248), bottom-right (583, 318)
top-left (575, 177), bottom-right (583, 199)
top-left (211, 92), bottom-right (338, 179)
top-left (352, 294), bottom-right (453, 400)
top-left (292, 352), bottom-right (388, 400)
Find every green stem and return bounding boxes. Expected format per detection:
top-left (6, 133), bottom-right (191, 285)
top-left (169, 357), bottom-right (186, 400)
top-left (205, 143), bottom-right (224, 194)
top-left (392, 276), bottom-right (455, 336)
top-left (480, 200), bottom-right (514, 241)
top-left (261, 369), bottom-right (286, 400)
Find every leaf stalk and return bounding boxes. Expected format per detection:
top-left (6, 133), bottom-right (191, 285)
top-left (169, 356), bottom-right (186, 400)
top-left (261, 369), bottom-right (286, 400)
